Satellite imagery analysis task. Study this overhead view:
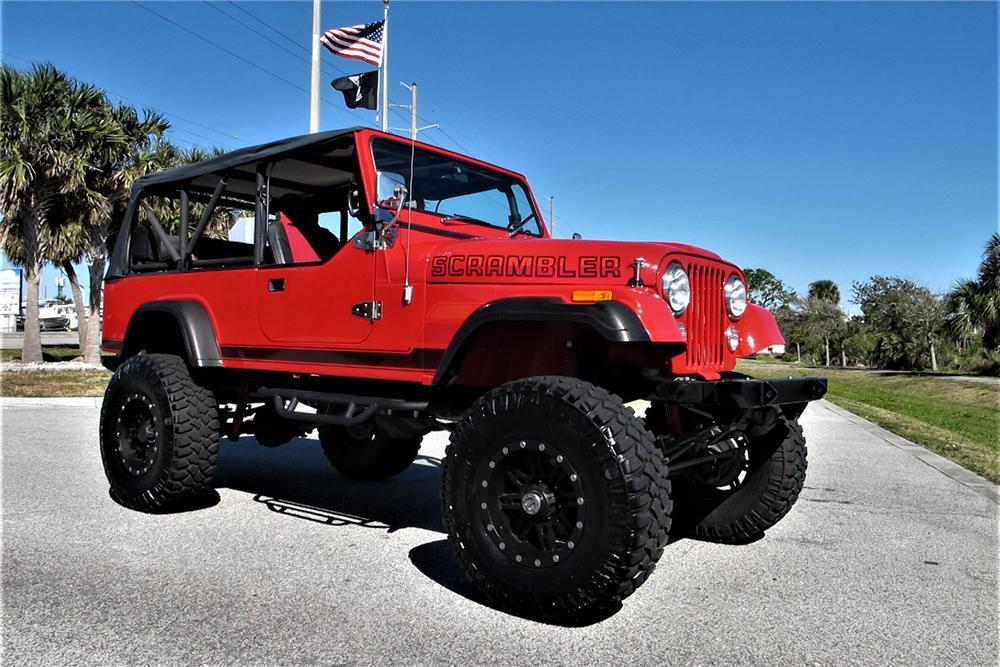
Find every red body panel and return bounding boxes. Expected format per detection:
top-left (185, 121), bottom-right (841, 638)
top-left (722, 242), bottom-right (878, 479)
top-left (103, 129), bottom-right (787, 385)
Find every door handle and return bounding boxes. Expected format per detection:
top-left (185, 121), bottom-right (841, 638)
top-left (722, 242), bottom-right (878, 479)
top-left (268, 278), bottom-right (285, 292)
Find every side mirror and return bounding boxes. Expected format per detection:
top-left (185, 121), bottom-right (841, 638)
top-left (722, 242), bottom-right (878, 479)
top-left (376, 171), bottom-right (407, 210)
top-left (572, 232), bottom-right (582, 240)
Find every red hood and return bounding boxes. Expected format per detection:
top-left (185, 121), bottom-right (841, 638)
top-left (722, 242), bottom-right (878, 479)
top-left (423, 237), bottom-right (737, 285)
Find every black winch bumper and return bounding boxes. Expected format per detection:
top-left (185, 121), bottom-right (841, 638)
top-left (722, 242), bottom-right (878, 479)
top-left (652, 376), bottom-right (828, 409)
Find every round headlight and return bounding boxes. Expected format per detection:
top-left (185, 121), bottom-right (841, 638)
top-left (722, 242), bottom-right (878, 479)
top-left (662, 262), bottom-right (690, 315)
top-left (724, 274), bottom-right (747, 319)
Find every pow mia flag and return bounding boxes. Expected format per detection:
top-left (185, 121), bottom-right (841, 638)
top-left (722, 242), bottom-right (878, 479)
top-left (331, 71), bottom-right (379, 110)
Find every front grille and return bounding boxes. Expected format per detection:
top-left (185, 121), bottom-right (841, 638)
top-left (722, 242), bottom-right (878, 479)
top-left (683, 260), bottom-right (726, 370)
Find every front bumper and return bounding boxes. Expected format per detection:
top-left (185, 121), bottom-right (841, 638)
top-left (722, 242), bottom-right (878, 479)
top-left (652, 376), bottom-right (828, 409)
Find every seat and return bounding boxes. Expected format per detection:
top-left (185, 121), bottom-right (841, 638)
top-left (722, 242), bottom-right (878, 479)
top-left (267, 219), bottom-right (293, 264)
top-left (277, 212), bottom-right (342, 263)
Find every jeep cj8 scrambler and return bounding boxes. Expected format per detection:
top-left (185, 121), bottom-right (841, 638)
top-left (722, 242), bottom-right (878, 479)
top-left (100, 128), bottom-right (826, 621)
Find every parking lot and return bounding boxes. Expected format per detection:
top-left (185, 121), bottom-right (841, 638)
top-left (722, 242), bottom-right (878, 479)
top-left (2, 399), bottom-right (997, 665)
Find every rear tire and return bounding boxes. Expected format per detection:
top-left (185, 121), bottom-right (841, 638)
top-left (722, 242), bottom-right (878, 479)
top-left (646, 407), bottom-right (806, 543)
top-left (319, 421), bottom-right (420, 481)
top-left (99, 353), bottom-right (220, 513)
top-left (442, 376), bottom-right (671, 623)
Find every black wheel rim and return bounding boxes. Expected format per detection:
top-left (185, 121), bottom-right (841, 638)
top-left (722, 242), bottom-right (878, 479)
top-left (686, 436), bottom-right (750, 491)
top-left (114, 393), bottom-right (160, 476)
top-left (476, 439), bottom-right (586, 568)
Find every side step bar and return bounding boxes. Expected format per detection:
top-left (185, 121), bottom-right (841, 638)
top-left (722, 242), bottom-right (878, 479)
top-left (256, 388), bottom-right (429, 427)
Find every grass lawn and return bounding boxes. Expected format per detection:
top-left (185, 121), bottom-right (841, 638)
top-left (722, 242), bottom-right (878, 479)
top-left (1, 369), bottom-right (111, 397)
top-left (739, 359), bottom-right (1000, 483)
top-left (2, 345), bottom-right (110, 397)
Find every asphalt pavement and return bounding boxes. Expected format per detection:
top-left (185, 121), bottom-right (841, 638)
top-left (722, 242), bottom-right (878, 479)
top-left (2, 399), bottom-right (997, 665)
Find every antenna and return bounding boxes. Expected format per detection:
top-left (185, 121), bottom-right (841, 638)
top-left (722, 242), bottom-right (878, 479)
top-left (390, 82), bottom-right (439, 139)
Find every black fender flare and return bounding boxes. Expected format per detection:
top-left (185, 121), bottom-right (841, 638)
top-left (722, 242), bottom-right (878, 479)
top-left (122, 300), bottom-right (223, 368)
top-left (432, 297), bottom-right (650, 385)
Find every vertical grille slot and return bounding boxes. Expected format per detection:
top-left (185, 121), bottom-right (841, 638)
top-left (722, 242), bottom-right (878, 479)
top-left (683, 260), bottom-right (725, 370)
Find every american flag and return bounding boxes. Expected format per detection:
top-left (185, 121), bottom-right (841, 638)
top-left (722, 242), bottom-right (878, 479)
top-left (321, 21), bottom-right (384, 67)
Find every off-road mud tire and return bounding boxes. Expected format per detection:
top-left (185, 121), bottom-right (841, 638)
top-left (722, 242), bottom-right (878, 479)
top-left (645, 407), bottom-right (806, 543)
top-left (319, 422), bottom-right (420, 480)
top-left (442, 376), bottom-right (671, 623)
top-left (99, 353), bottom-right (220, 513)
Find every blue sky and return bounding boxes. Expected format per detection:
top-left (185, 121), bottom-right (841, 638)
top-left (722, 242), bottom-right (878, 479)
top-left (2, 1), bottom-right (997, 308)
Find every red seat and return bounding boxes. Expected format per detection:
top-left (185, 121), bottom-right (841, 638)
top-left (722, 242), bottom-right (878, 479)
top-left (277, 213), bottom-right (321, 263)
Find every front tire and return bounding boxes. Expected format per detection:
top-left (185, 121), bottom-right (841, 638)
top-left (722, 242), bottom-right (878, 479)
top-left (99, 353), bottom-right (220, 513)
top-left (442, 376), bottom-right (671, 622)
top-left (646, 407), bottom-right (807, 543)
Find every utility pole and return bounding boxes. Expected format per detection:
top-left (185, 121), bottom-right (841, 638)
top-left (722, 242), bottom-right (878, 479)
top-left (391, 82), bottom-right (438, 139)
top-left (309, 0), bottom-right (321, 133)
top-left (548, 197), bottom-right (555, 237)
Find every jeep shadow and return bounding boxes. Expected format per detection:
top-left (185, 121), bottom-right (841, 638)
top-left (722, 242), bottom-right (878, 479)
top-left (214, 435), bottom-right (444, 534)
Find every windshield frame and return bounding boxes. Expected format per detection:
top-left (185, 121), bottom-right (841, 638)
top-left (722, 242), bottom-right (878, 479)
top-left (366, 134), bottom-right (546, 237)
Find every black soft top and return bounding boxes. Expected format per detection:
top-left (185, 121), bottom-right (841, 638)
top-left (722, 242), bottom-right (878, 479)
top-left (133, 127), bottom-right (365, 194)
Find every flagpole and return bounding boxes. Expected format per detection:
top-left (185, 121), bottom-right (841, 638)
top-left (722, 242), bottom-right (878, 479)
top-left (381, 0), bottom-right (390, 132)
top-left (309, 0), bottom-right (321, 133)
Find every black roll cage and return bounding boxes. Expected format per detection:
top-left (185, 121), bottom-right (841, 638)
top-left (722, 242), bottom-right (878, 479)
top-left (108, 129), bottom-right (368, 279)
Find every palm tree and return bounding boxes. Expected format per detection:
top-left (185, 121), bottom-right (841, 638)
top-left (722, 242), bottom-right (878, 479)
top-left (946, 233), bottom-right (1000, 350)
top-left (806, 280), bottom-right (842, 366)
top-left (808, 279), bottom-right (841, 305)
top-left (45, 214), bottom-right (90, 350)
top-left (0, 64), bottom-right (118, 362)
top-left (75, 102), bottom-right (168, 364)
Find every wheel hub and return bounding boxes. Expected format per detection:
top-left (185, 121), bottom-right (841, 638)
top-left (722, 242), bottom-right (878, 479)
top-left (476, 439), bottom-right (586, 568)
top-left (115, 393), bottom-right (159, 476)
top-left (520, 488), bottom-right (555, 516)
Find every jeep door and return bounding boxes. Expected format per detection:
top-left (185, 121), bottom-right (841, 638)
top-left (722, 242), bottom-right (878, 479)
top-left (257, 211), bottom-right (375, 346)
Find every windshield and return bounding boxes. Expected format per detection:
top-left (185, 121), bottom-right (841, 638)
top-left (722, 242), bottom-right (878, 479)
top-left (371, 139), bottom-right (542, 236)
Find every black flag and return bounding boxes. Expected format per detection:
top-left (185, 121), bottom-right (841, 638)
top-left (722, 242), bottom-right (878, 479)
top-left (331, 71), bottom-right (378, 110)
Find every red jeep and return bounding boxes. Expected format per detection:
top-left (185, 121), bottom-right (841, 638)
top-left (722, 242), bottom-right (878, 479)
top-left (100, 128), bottom-right (826, 621)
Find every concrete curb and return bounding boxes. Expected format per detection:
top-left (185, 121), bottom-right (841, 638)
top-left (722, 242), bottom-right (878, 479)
top-left (818, 399), bottom-right (1000, 506)
top-left (2, 396), bottom-right (103, 408)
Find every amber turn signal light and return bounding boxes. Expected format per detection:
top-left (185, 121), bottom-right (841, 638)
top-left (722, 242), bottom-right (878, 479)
top-left (571, 290), bottom-right (613, 302)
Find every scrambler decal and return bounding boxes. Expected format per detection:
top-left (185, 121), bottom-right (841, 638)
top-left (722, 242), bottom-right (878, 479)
top-left (431, 254), bottom-right (622, 279)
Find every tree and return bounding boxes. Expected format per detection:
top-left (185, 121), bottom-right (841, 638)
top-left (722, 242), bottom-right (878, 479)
top-left (946, 233), bottom-right (1000, 351)
top-left (73, 102), bottom-right (168, 364)
top-left (46, 215), bottom-right (89, 350)
top-left (800, 297), bottom-right (844, 367)
top-left (0, 64), bottom-right (118, 362)
top-left (743, 267), bottom-right (794, 310)
top-left (808, 279), bottom-right (841, 305)
top-left (852, 276), bottom-right (945, 370)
